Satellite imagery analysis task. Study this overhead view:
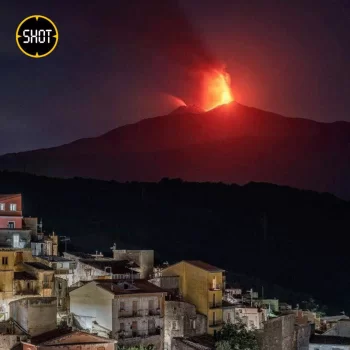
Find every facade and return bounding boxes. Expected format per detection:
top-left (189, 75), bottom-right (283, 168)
top-left (69, 279), bottom-right (166, 350)
top-left (9, 297), bottom-right (57, 337)
top-left (164, 301), bottom-right (207, 350)
top-left (113, 249), bottom-right (154, 279)
top-left (22, 329), bottom-right (116, 350)
top-left (31, 233), bottom-right (58, 257)
top-left (162, 260), bottom-right (224, 335)
top-left (232, 305), bottom-right (268, 330)
top-left (0, 194), bottom-right (23, 229)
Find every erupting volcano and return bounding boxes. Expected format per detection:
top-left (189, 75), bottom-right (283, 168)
top-left (200, 68), bottom-right (234, 111)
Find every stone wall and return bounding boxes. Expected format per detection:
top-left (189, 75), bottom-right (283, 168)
top-left (257, 314), bottom-right (296, 350)
top-left (9, 297), bottom-right (57, 336)
top-left (164, 301), bottom-right (207, 350)
top-left (293, 323), bottom-right (310, 350)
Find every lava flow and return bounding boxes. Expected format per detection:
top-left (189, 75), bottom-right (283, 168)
top-left (201, 68), bottom-right (234, 111)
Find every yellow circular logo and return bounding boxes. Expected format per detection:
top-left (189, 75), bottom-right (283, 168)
top-left (16, 15), bottom-right (59, 58)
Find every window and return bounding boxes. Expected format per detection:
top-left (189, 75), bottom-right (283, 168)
top-left (58, 299), bottom-right (62, 306)
top-left (9, 204), bottom-right (17, 211)
top-left (8, 222), bottom-right (15, 229)
top-left (13, 234), bottom-right (19, 248)
top-left (58, 282), bottom-right (62, 290)
top-left (120, 323), bottom-right (125, 331)
top-left (120, 301), bottom-right (125, 311)
top-left (191, 320), bottom-right (196, 329)
top-left (2, 257), bottom-right (8, 265)
top-left (0, 203), bottom-right (4, 211)
top-left (172, 321), bottom-right (178, 330)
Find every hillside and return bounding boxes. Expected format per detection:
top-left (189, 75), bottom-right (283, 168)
top-left (0, 171), bottom-right (349, 312)
top-left (1, 102), bottom-right (350, 198)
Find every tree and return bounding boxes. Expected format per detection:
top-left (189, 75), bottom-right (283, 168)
top-left (215, 321), bottom-right (259, 350)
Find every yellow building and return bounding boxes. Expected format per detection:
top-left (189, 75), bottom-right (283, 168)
top-left (162, 260), bottom-right (225, 335)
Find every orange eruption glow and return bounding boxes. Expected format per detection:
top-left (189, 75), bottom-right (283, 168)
top-left (201, 68), bottom-right (234, 111)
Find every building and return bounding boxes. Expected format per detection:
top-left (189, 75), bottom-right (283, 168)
top-left (323, 319), bottom-right (350, 337)
top-left (0, 194), bottom-right (23, 230)
top-left (9, 297), bottom-right (57, 337)
top-left (321, 315), bottom-right (350, 331)
top-left (164, 301), bottom-right (207, 350)
top-left (63, 252), bottom-right (140, 287)
top-left (0, 320), bottom-right (28, 350)
top-left (21, 328), bottom-right (116, 350)
top-left (161, 260), bottom-right (225, 335)
top-left (31, 233), bottom-right (58, 257)
top-left (23, 262), bottom-right (54, 297)
top-left (113, 249), bottom-right (154, 279)
top-left (309, 335), bottom-right (350, 349)
top-left (70, 279), bottom-right (167, 350)
top-left (231, 305), bottom-right (267, 330)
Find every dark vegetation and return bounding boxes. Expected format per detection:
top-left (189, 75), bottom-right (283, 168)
top-left (0, 171), bottom-right (349, 313)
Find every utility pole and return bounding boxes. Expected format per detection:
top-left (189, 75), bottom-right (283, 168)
top-left (60, 236), bottom-right (71, 253)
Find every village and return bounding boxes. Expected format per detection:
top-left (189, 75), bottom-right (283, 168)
top-left (0, 193), bottom-right (349, 350)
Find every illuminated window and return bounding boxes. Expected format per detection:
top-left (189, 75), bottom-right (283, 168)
top-left (0, 203), bottom-right (4, 211)
top-left (9, 204), bottom-right (17, 211)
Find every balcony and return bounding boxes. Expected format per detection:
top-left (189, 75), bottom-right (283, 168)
top-left (119, 329), bottom-right (161, 339)
top-left (209, 284), bottom-right (222, 291)
top-left (148, 308), bottom-right (161, 316)
top-left (209, 302), bottom-right (222, 309)
top-left (119, 309), bottom-right (162, 318)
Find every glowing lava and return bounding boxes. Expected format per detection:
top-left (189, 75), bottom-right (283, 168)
top-left (202, 69), bottom-right (234, 111)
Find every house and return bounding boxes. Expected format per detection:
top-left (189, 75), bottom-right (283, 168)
top-left (0, 194), bottom-right (23, 230)
top-left (21, 328), bottom-right (116, 350)
top-left (231, 305), bottom-right (267, 330)
top-left (63, 252), bottom-right (140, 287)
top-left (113, 249), bottom-right (154, 279)
top-left (23, 262), bottom-right (55, 297)
top-left (161, 260), bottom-right (225, 335)
top-left (322, 319), bottom-right (350, 337)
top-left (35, 256), bottom-right (76, 316)
top-left (9, 297), bottom-right (57, 337)
top-left (164, 300), bottom-right (207, 350)
top-left (70, 279), bottom-right (167, 350)
top-left (309, 335), bottom-right (350, 349)
top-left (321, 315), bottom-right (350, 331)
top-left (31, 233), bottom-right (58, 257)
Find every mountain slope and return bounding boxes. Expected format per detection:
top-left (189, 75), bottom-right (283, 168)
top-left (1, 102), bottom-right (350, 197)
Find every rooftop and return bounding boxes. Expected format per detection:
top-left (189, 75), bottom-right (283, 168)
top-left (39, 256), bottom-right (73, 262)
top-left (185, 260), bottom-right (225, 272)
top-left (26, 328), bottom-right (115, 345)
top-left (322, 315), bottom-right (349, 322)
top-left (97, 279), bottom-right (167, 296)
top-left (80, 259), bottom-right (139, 274)
top-left (0, 194), bottom-right (21, 201)
top-left (310, 335), bottom-right (350, 345)
top-left (174, 335), bottom-right (215, 350)
top-left (24, 262), bottom-right (54, 271)
top-left (14, 271), bottom-right (37, 280)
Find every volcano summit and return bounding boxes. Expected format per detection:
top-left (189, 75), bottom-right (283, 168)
top-left (1, 102), bottom-right (350, 198)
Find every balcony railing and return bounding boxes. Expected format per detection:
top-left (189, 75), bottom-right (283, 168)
top-left (119, 309), bottom-right (162, 318)
top-left (119, 329), bottom-right (161, 339)
top-left (209, 302), bottom-right (222, 309)
top-left (209, 284), bottom-right (222, 291)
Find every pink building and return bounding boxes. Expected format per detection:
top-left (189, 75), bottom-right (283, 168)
top-left (0, 194), bottom-right (23, 229)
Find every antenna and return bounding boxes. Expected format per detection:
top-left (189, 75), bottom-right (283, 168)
top-left (110, 243), bottom-right (116, 251)
top-left (60, 236), bottom-right (71, 253)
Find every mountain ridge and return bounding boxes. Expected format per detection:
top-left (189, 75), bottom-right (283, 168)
top-left (1, 101), bottom-right (350, 198)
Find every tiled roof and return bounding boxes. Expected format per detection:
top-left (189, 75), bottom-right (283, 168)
top-left (185, 260), bottom-right (224, 272)
top-left (27, 328), bottom-right (115, 345)
top-left (24, 262), bottom-right (53, 271)
top-left (80, 259), bottom-right (139, 274)
top-left (97, 279), bottom-right (167, 295)
top-left (310, 335), bottom-right (350, 345)
top-left (0, 194), bottom-right (21, 200)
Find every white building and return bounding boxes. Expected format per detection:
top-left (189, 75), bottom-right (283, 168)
top-left (69, 279), bottom-right (167, 350)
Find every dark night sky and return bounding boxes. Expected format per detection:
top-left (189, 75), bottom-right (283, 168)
top-left (0, 0), bottom-right (349, 154)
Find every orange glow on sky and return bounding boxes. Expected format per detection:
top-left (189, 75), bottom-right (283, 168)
top-left (202, 69), bottom-right (234, 111)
